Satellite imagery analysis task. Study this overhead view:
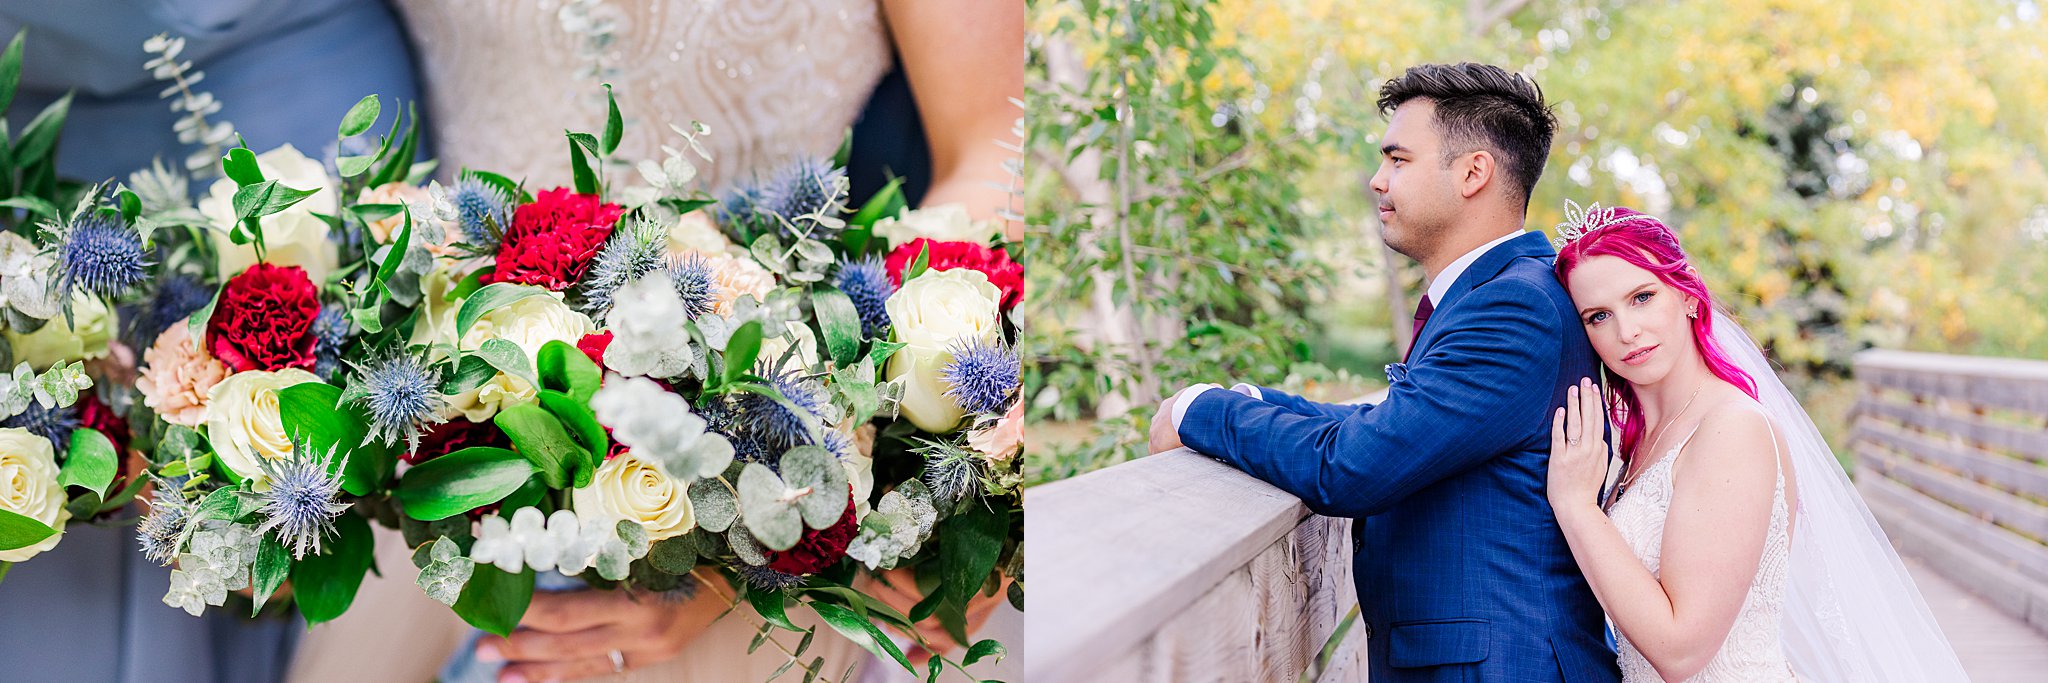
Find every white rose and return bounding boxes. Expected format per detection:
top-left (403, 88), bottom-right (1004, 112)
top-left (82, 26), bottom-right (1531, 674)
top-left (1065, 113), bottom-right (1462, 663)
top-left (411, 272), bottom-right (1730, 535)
top-left (445, 290), bottom-right (595, 421)
top-left (204, 368), bottom-right (322, 483)
top-left (201, 144), bottom-right (340, 284)
top-left (0, 232), bottom-right (60, 320)
top-left (758, 321), bottom-right (820, 372)
top-left (571, 451), bottom-right (695, 541)
top-left (884, 268), bottom-right (1001, 433)
top-left (872, 204), bottom-right (1002, 247)
top-left (5, 294), bottom-right (116, 370)
top-left (0, 428), bottom-right (67, 562)
top-left (409, 265), bottom-right (463, 353)
top-left (667, 210), bottom-right (736, 257)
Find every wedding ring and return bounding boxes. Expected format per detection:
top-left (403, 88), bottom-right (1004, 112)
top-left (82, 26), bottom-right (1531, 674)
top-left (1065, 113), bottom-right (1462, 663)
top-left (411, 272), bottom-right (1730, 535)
top-left (608, 649), bottom-right (626, 673)
top-left (1567, 437), bottom-right (1580, 446)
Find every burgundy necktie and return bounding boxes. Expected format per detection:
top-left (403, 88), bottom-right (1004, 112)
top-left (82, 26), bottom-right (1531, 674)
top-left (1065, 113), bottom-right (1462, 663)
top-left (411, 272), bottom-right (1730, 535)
top-left (1404, 295), bottom-right (1434, 362)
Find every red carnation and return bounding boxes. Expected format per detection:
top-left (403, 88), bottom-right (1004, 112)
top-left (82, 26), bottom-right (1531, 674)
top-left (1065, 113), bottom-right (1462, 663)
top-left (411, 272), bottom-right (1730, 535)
top-left (206, 263), bottom-right (320, 372)
top-left (407, 418), bottom-right (513, 465)
top-left (765, 490), bottom-right (859, 576)
top-left (884, 239), bottom-right (1024, 310)
top-left (577, 331), bottom-right (613, 367)
top-left (481, 188), bottom-right (623, 291)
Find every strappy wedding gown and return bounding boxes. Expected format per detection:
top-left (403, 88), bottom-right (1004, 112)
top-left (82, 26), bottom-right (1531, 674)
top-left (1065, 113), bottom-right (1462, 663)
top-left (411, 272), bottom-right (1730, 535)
top-left (1606, 421), bottom-right (1799, 682)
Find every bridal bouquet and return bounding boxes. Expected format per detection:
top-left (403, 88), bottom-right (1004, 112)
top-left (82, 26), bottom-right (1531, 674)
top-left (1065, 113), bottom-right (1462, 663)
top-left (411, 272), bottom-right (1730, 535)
top-left (127, 80), bottom-right (1021, 677)
top-left (0, 30), bottom-right (153, 576)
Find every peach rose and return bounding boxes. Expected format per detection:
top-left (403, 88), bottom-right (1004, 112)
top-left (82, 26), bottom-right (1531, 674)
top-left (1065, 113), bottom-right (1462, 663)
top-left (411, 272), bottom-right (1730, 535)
top-left (136, 324), bottom-right (231, 427)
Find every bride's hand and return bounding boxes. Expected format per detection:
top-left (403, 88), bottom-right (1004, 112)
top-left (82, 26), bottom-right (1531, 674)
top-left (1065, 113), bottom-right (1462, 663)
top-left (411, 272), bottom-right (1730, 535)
top-left (1548, 378), bottom-right (1609, 516)
top-left (476, 584), bottom-right (724, 683)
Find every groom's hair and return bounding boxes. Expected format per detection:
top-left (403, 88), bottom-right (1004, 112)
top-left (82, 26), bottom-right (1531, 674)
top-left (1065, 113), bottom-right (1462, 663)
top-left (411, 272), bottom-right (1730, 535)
top-left (1377, 63), bottom-right (1556, 210)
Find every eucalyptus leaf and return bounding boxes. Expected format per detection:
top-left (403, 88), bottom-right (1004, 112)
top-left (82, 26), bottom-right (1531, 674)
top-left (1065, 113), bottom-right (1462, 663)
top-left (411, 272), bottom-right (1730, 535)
top-left (689, 479), bottom-right (738, 533)
top-left (416, 536), bottom-right (475, 606)
top-left (337, 94), bottom-right (381, 138)
top-left (780, 446), bottom-right (849, 530)
top-left (737, 463), bottom-right (802, 551)
top-left (455, 284), bottom-right (550, 339)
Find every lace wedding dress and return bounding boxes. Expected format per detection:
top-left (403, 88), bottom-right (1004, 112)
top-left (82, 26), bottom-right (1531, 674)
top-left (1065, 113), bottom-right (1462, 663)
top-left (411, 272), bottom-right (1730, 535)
top-left (1606, 423), bottom-right (1799, 682)
top-left (395, 0), bottom-right (893, 193)
top-left (289, 2), bottom-right (891, 682)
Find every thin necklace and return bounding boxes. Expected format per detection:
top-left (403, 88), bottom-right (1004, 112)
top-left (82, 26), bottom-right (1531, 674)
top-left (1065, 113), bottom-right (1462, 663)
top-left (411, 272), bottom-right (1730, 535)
top-left (1604, 382), bottom-right (1707, 510)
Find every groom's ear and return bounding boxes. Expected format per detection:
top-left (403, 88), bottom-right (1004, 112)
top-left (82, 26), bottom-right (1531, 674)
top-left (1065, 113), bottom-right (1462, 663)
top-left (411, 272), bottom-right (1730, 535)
top-left (1456, 150), bottom-right (1496, 200)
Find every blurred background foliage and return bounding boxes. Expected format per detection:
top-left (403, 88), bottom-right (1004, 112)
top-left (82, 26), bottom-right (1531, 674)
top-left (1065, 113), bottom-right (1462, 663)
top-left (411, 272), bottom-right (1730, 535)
top-left (1025, 0), bottom-right (2048, 484)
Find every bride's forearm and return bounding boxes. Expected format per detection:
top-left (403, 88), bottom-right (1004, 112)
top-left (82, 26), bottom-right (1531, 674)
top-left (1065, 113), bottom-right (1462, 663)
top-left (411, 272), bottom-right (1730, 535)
top-left (920, 144), bottom-right (1021, 241)
top-left (1555, 504), bottom-right (1721, 681)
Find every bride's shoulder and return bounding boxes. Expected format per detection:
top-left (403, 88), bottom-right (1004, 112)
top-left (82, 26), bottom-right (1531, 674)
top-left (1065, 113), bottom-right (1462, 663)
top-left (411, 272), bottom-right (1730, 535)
top-left (1672, 392), bottom-right (1780, 485)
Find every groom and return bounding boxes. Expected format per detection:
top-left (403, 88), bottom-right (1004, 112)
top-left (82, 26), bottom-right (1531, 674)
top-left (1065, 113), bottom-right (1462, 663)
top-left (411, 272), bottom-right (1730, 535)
top-left (1150, 63), bottom-right (1619, 682)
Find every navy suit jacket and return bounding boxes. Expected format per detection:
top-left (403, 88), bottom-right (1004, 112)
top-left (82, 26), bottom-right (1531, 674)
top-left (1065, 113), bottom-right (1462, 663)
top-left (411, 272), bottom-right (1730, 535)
top-left (1180, 231), bottom-right (1620, 682)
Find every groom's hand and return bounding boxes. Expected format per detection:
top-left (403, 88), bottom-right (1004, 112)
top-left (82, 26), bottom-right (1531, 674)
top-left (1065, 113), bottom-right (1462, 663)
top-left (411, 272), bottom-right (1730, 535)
top-left (1148, 391), bottom-right (1188, 454)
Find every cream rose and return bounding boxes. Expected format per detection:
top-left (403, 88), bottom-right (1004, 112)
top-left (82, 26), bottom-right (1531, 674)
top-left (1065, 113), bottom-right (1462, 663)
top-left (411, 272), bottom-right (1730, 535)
top-left (572, 451), bottom-right (695, 541)
top-left (356, 182), bottom-right (433, 244)
top-left (758, 321), bottom-right (821, 372)
top-left (5, 294), bottom-right (116, 370)
top-left (872, 204), bottom-right (1002, 247)
top-left (205, 368), bottom-right (321, 483)
top-left (0, 428), bottom-right (67, 562)
top-left (444, 290), bottom-right (595, 421)
top-left (201, 144), bottom-right (340, 284)
top-left (667, 209), bottom-right (736, 257)
top-left (884, 268), bottom-right (1002, 433)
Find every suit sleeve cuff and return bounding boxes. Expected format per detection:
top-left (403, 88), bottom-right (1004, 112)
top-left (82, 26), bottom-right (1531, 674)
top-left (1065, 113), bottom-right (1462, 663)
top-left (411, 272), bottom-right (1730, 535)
top-left (1172, 384), bottom-right (1221, 431)
top-left (1230, 383), bottom-right (1263, 400)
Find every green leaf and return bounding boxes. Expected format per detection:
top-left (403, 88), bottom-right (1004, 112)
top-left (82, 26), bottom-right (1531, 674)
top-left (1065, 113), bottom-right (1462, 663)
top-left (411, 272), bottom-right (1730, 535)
top-left (338, 94), bottom-right (381, 138)
top-left (452, 564), bottom-right (535, 637)
top-left (14, 91), bottom-right (71, 163)
top-left (187, 287), bottom-right (220, 344)
top-left (568, 130), bottom-right (599, 195)
top-left (939, 503), bottom-right (1006, 612)
top-left (117, 189), bottom-right (142, 223)
top-left (0, 197), bottom-right (60, 221)
top-left (906, 242), bottom-right (931, 281)
top-left (535, 390), bottom-right (606, 481)
top-left (748, 585), bottom-right (801, 632)
top-left (250, 535), bottom-right (290, 615)
top-left (724, 320), bottom-right (764, 385)
top-left (811, 288), bottom-right (862, 367)
top-left (222, 147), bottom-right (264, 186)
top-left (536, 340), bottom-right (601, 403)
top-left (0, 508), bottom-right (55, 552)
top-left (0, 30), bottom-right (24, 116)
top-left (963, 639), bottom-right (1007, 667)
top-left (647, 533), bottom-right (702, 574)
top-left (601, 84), bottom-right (624, 156)
top-left (441, 354), bottom-right (498, 395)
top-left (461, 170), bottom-right (520, 202)
top-left (231, 180), bottom-right (320, 222)
top-left (811, 601), bottom-right (912, 672)
top-left (365, 210), bottom-right (412, 303)
top-left (493, 404), bottom-right (584, 489)
top-left (848, 175), bottom-right (905, 230)
top-left (449, 266), bottom-right (492, 302)
top-left (337, 154), bottom-right (378, 178)
top-left (56, 427), bottom-right (117, 498)
top-left (277, 382), bottom-right (393, 496)
top-left (191, 485), bottom-right (253, 524)
top-left (290, 512), bottom-right (375, 625)
top-left (476, 338), bottom-right (538, 389)
top-left (395, 447), bottom-right (534, 521)
top-left (455, 283), bottom-right (550, 339)
top-left (368, 102), bottom-right (421, 188)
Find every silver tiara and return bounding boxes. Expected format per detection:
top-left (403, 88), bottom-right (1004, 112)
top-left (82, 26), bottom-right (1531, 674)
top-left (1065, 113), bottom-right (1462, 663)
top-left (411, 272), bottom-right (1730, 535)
top-left (1552, 199), bottom-right (1662, 248)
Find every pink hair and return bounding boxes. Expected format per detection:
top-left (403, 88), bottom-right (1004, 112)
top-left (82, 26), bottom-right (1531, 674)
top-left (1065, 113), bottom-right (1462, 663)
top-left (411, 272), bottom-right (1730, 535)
top-left (1552, 207), bottom-right (1757, 462)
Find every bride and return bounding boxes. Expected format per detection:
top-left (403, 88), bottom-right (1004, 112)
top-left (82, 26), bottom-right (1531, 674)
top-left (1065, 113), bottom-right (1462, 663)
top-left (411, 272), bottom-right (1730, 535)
top-left (1544, 203), bottom-right (1969, 682)
top-left (287, 2), bottom-right (1021, 683)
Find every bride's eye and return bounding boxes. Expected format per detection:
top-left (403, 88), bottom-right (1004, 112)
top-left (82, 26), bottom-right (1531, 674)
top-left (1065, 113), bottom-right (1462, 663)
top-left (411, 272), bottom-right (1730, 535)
top-left (1585, 311), bottom-right (1609, 325)
top-left (1633, 291), bottom-right (1655, 305)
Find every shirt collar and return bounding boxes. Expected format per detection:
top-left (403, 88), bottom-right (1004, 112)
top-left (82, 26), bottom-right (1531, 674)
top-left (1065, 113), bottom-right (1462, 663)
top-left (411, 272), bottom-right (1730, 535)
top-left (1426, 230), bottom-right (1527, 304)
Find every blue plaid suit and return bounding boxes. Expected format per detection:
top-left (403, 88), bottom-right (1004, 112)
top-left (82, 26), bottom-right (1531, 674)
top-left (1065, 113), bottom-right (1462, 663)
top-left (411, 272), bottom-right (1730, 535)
top-left (1180, 232), bottom-right (1619, 682)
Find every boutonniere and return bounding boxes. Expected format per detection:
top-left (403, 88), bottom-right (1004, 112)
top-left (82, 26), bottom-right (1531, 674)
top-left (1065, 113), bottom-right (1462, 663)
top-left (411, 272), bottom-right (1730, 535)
top-left (1384, 362), bottom-right (1409, 386)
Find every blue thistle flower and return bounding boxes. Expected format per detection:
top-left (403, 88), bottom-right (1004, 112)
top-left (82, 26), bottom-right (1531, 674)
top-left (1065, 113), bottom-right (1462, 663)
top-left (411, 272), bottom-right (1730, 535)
top-left (834, 256), bottom-right (892, 338)
top-left (576, 218), bottom-right (668, 319)
top-left (58, 216), bottom-right (152, 299)
top-left (137, 477), bottom-right (195, 566)
top-left (700, 399), bottom-right (772, 466)
top-left (917, 440), bottom-right (984, 506)
top-left (732, 361), bottom-right (831, 455)
top-left (122, 274), bottom-right (213, 351)
top-left (759, 158), bottom-right (848, 242)
top-left (255, 446), bottom-right (352, 559)
top-left (350, 351), bottom-right (447, 451)
top-left (312, 306), bottom-right (351, 380)
top-left (665, 253), bottom-right (721, 321)
top-left (3, 401), bottom-right (79, 452)
top-left (941, 340), bottom-right (1021, 416)
top-left (451, 177), bottom-right (514, 249)
top-left (735, 564), bottom-right (807, 591)
top-left (821, 428), bottom-right (857, 463)
top-left (716, 184), bottom-right (772, 241)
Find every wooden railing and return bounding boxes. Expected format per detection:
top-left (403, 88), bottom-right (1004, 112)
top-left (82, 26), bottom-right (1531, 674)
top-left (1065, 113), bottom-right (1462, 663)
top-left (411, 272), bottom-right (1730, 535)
top-left (1024, 391), bottom-right (1382, 682)
top-left (1848, 349), bottom-right (2048, 634)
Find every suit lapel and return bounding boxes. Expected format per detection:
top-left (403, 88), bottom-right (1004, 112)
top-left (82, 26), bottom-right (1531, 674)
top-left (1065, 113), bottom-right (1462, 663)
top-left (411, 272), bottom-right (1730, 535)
top-left (1409, 231), bottom-right (1555, 361)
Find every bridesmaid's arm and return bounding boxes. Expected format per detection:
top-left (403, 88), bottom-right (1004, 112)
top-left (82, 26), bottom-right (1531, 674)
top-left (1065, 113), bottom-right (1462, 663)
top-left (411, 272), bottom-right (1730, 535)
top-left (1552, 399), bottom-right (1784, 682)
top-left (881, 0), bottom-right (1025, 239)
